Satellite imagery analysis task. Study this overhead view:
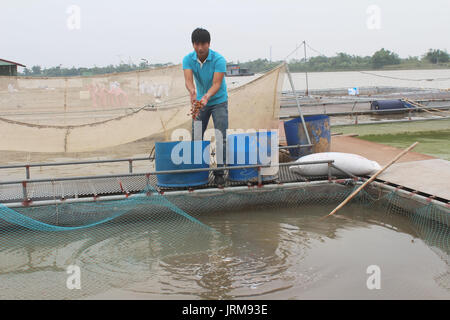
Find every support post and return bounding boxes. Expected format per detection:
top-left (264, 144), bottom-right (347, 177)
top-left (327, 162), bottom-right (332, 181)
top-left (257, 166), bottom-right (262, 187)
top-left (22, 181), bottom-right (28, 203)
top-left (285, 63), bottom-right (312, 150)
top-left (303, 40), bottom-right (309, 96)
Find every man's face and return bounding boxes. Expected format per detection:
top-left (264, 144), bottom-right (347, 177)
top-left (193, 42), bottom-right (210, 59)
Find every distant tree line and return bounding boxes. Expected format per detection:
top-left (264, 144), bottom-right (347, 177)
top-left (21, 62), bottom-right (173, 77)
top-left (19, 48), bottom-right (449, 77)
top-left (238, 48), bottom-right (450, 73)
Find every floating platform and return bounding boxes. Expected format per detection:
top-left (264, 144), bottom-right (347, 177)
top-left (0, 137), bottom-right (448, 213)
top-left (378, 159), bottom-right (450, 201)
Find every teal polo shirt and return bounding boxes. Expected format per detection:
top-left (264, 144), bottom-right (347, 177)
top-left (182, 49), bottom-right (228, 106)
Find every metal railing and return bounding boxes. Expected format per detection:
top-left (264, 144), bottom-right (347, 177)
top-left (0, 156), bottom-right (154, 180)
top-left (280, 99), bottom-right (450, 108)
top-left (0, 159), bottom-right (358, 205)
top-left (0, 144), bottom-right (314, 181)
top-left (280, 104), bottom-right (450, 125)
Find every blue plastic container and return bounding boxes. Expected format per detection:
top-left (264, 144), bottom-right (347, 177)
top-left (370, 99), bottom-right (408, 112)
top-left (283, 115), bottom-right (331, 159)
top-left (227, 131), bottom-right (277, 182)
top-left (155, 141), bottom-right (210, 187)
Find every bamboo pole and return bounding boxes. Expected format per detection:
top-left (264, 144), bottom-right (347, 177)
top-left (324, 141), bottom-right (419, 218)
top-left (408, 98), bottom-right (450, 113)
top-left (403, 98), bottom-right (450, 115)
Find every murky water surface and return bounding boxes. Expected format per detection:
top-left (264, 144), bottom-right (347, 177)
top-left (1, 203), bottom-right (448, 299)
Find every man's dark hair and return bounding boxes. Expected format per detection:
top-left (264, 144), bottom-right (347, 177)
top-left (191, 28), bottom-right (210, 44)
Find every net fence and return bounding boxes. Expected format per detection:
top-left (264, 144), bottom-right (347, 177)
top-left (0, 64), bottom-right (284, 153)
top-left (0, 181), bottom-right (448, 299)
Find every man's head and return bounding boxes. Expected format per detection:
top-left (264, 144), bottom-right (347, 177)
top-left (191, 28), bottom-right (210, 60)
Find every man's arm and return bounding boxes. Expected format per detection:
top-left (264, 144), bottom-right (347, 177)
top-left (200, 71), bottom-right (224, 106)
top-left (183, 69), bottom-right (197, 104)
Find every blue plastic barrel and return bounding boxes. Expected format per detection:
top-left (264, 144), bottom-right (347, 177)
top-left (227, 131), bottom-right (277, 182)
top-left (155, 141), bottom-right (210, 187)
top-left (283, 115), bottom-right (331, 159)
top-left (370, 99), bottom-right (406, 111)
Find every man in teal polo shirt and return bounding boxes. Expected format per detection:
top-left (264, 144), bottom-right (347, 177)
top-left (183, 28), bottom-right (228, 187)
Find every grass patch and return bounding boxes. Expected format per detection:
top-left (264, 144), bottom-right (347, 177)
top-left (359, 130), bottom-right (450, 160)
top-left (332, 118), bottom-right (450, 136)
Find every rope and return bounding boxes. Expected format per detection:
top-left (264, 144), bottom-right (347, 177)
top-left (305, 43), bottom-right (327, 57)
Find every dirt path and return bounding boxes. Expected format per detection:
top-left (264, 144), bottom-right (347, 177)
top-left (330, 135), bottom-right (434, 165)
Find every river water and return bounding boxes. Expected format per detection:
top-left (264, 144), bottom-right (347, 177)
top-left (227, 69), bottom-right (450, 91)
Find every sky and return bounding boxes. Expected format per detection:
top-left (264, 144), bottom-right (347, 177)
top-left (2, 0), bottom-right (450, 68)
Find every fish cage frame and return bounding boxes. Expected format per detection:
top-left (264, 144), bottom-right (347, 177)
top-left (0, 143), bottom-right (448, 231)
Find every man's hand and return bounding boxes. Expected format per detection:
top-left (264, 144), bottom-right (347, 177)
top-left (190, 100), bottom-right (204, 119)
top-left (200, 94), bottom-right (209, 106)
top-left (190, 89), bottom-right (197, 105)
